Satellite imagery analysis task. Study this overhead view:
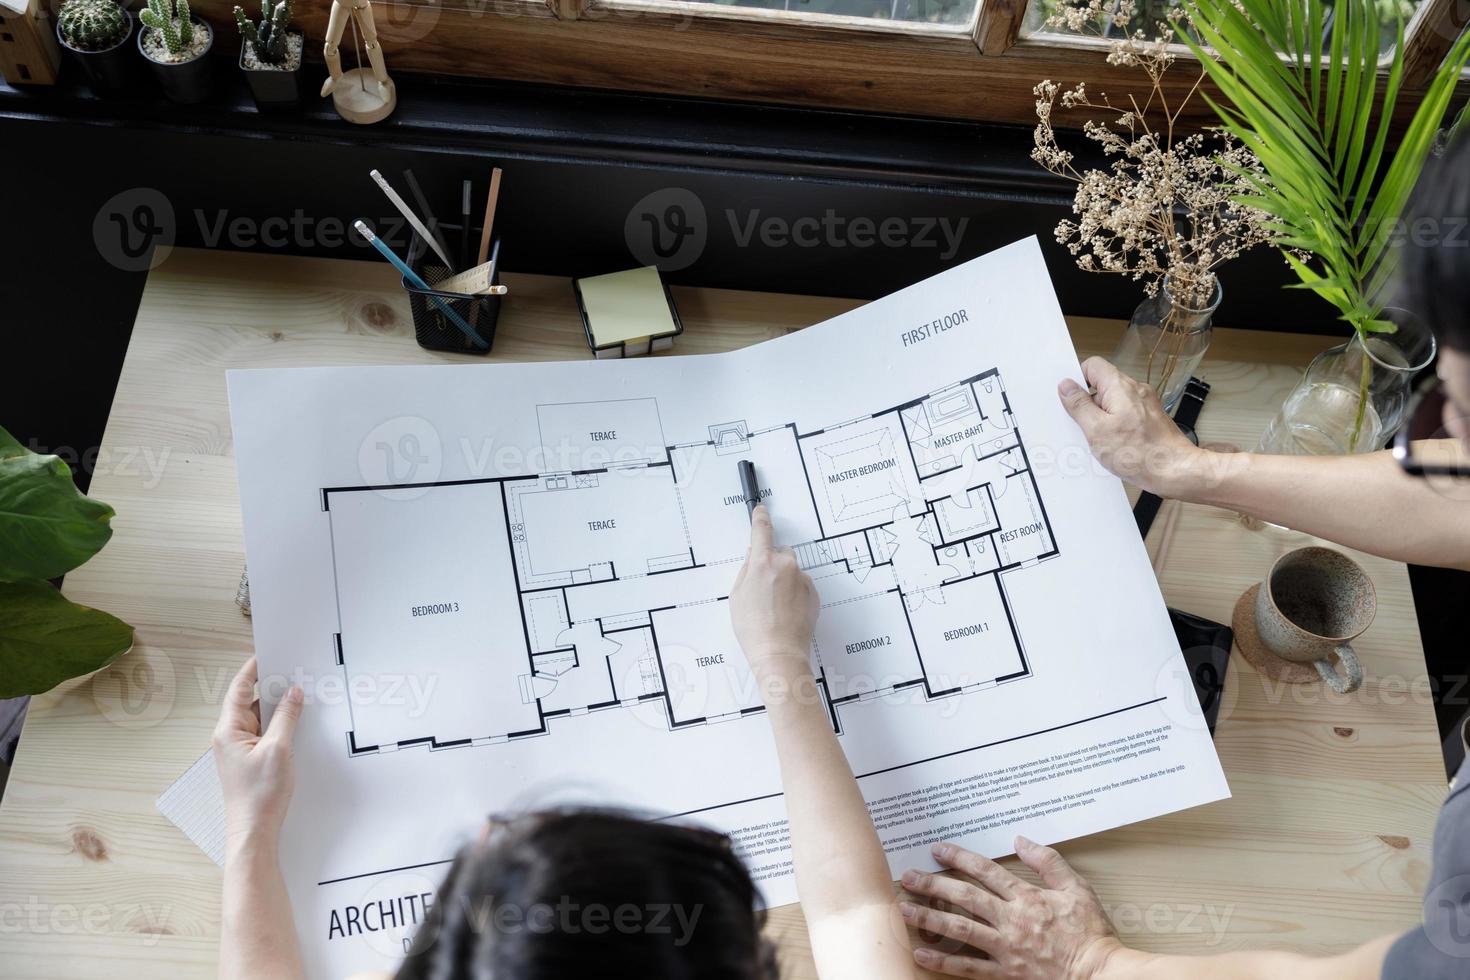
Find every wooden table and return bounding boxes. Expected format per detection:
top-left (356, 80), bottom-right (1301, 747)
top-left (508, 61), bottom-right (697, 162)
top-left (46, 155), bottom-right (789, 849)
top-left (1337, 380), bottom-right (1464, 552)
top-left (0, 248), bottom-right (1446, 978)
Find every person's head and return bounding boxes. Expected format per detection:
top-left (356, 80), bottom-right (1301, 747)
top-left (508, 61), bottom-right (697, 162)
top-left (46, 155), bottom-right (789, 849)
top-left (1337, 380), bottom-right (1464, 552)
top-left (1400, 128), bottom-right (1470, 447)
top-left (393, 809), bottom-right (779, 980)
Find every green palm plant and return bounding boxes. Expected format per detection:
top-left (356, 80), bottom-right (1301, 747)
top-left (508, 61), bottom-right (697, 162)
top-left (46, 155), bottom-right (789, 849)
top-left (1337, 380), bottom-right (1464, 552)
top-left (1182, 0), bottom-right (1470, 449)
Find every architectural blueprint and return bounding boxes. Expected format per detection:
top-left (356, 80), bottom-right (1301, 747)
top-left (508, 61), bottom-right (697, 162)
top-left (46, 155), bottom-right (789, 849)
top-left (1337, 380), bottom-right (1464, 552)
top-left (326, 366), bottom-right (1049, 756)
top-left (230, 238), bottom-right (1229, 978)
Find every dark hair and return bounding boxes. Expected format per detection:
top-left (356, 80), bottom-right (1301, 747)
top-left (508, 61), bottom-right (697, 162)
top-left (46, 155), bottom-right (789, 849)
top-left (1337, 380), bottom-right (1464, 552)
top-left (392, 809), bottom-right (780, 980)
top-left (1400, 129), bottom-right (1470, 353)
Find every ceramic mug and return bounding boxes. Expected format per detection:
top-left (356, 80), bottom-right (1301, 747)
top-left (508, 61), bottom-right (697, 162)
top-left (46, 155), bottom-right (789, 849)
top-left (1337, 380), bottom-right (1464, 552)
top-left (1254, 546), bottom-right (1377, 694)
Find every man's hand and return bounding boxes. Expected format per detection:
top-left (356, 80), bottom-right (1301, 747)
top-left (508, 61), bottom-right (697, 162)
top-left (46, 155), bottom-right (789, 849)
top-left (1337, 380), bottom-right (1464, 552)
top-left (213, 656), bottom-right (303, 848)
top-left (900, 837), bottom-right (1123, 980)
top-left (1059, 357), bottom-right (1208, 499)
top-left (730, 504), bottom-right (819, 674)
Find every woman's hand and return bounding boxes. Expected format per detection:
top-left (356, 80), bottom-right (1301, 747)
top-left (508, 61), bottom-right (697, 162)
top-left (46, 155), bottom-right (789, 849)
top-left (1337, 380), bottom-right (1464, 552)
top-left (213, 656), bottom-right (303, 848)
top-left (729, 504), bottom-right (819, 675)
top-left (216, 657), bottom-right (309, 980)
top-left (900, 837), bottom-right (1123, 980)
top-left (1058, 357), bottom-right (1208, 499)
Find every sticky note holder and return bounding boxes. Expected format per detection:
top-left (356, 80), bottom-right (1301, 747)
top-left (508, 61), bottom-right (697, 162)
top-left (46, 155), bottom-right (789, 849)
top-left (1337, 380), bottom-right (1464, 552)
top-left (573, 273), bottom-right (685, 359)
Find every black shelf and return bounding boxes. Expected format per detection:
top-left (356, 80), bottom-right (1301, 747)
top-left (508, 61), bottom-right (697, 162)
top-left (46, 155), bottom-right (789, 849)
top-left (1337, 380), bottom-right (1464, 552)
top-left (3, 62), bottom-right (1068, 196)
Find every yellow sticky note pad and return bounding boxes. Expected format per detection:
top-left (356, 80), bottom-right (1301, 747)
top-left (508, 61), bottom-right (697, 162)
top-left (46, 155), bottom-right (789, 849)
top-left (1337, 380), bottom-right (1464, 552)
top-left (576, 266), bottom-right (679, 349)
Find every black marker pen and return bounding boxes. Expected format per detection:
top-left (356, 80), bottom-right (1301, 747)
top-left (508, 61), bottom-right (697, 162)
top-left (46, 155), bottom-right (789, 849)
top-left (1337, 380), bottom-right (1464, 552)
top-left (738, 459), bottom-right (760, 521)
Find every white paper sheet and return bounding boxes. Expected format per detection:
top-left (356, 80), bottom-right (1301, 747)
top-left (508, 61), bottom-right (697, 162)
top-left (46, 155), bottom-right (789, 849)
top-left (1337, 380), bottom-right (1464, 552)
top-left (229, 237), bottom-right (1229, 978)
top-left (155, 750), bottom-right (227, 867)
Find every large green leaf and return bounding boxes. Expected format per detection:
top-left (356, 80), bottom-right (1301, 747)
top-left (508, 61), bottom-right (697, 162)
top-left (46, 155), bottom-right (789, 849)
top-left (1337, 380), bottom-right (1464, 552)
top-left (0, 426), bottom-right (23, 457)
top-left (1183, 0), bottom-right (1467, 340)
top-left (1361, 29), bottom-right (1470, 276)
top-left (0, 580), bottom-right (134, 698)
top-left (0, 423), bottom-right (115, 582)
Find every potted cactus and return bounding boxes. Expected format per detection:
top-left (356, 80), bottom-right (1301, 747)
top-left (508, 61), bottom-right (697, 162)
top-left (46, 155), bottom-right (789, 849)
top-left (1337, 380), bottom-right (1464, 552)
top-left (234, 0), bottom-right (302, 108)
top-left (55, 0), bottom-right (138, 92)
top-left (137, 0), bottom-right (213, 102)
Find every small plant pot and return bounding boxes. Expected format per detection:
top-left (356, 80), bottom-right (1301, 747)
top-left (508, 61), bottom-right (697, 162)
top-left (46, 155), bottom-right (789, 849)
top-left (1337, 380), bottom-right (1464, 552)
top-left (57, 10), bottom-right (140, 93)
top-left (239, 30), bottom-right (303, 109)
top-left (138, 16), bottom-right (214, 103)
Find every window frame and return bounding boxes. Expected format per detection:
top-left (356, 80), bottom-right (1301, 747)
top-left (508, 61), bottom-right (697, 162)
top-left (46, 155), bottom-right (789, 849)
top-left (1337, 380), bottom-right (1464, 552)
top-left (1401, 0), bottom-right (1470, 86)
top-left (581, 0), bottom-right (979, 38)
top-left (206, 0), bottom-right (1468, 125)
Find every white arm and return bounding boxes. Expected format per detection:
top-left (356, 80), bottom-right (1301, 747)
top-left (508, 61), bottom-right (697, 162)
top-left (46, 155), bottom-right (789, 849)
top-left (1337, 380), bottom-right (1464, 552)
top-left (731, 506), bottom-right (915, 980)
top-left (1060, 357), bottom-right (1470, 572)
top-left (214, 658), bottom-right (307, 980)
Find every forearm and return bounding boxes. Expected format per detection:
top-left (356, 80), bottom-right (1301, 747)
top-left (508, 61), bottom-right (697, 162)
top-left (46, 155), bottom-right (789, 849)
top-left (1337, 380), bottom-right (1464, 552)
top-left (220, 832), bottom-right (306, 980)
top-left (755, 655), bottom-right (913, 977)
top-left (1100, 932), bottom-right (1395, 980)
top-left (1175, 443), bottom-right (1470, 571)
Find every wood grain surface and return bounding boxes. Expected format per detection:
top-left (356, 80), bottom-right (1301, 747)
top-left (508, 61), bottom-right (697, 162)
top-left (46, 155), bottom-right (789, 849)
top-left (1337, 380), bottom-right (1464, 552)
top-left (0, 248), bottom-right (1447, 979)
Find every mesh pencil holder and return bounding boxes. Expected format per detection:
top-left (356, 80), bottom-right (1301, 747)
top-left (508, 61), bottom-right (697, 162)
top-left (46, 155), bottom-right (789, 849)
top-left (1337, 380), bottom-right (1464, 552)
top-left (401, 231), bottom-right (503, 355)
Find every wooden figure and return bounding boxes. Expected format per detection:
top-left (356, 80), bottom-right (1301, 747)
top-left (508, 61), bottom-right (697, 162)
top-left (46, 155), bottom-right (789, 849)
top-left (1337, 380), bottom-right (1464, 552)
top-left (320, 0), bottom-right (395, 124)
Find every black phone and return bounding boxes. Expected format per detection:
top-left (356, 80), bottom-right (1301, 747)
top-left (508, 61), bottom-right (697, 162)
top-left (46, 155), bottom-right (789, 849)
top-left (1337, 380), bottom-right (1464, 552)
top-left (1170, 607), bottom-right (1233, 735)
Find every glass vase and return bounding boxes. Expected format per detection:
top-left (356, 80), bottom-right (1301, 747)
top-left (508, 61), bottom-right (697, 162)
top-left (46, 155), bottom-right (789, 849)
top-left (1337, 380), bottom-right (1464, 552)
top-left (1259, 310), bottom-right (1437, 456)
top-left (1111, 274), bottom-right (1221, 413)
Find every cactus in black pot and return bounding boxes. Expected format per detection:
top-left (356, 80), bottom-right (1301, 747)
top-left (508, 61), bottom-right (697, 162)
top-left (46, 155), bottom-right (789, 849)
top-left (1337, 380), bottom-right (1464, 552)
top-left (139, 0), bottom-right (197, 55)
top-left (137, 0), bottom-right (215, 103)
top-left (56, 0), bottom-right (138, 92)
top-left (235, 0), bottom-right (293, 64)
top-left (234, 0), bottom-right (302, 108)
top-left (58, 0), bottom-right (129, 51)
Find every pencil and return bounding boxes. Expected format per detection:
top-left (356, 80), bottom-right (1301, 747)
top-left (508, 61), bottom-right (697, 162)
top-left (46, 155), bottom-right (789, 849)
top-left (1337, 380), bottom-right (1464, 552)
top-left (477, 167), bottom-right (503, 267)
top-left (486, 235), bottom-right (503, 294)
top-left (370, 170), bottom-right (455, 272)
top-left (459, 179), bottom-right (473, 271)
top-left (402, 168), bottom-right (456, 272)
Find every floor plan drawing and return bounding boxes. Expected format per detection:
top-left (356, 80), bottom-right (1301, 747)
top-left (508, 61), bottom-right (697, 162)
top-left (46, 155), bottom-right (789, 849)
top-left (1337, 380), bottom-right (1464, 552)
top-left (229, 239), bottom-right (1231, 979)
top-left (321, 368), bottom-right (1057, 758)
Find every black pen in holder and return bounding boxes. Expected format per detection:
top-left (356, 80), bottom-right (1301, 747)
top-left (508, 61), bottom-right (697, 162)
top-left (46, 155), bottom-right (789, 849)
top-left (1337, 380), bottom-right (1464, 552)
top-left (401, 227), bottom-right (503, 355)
